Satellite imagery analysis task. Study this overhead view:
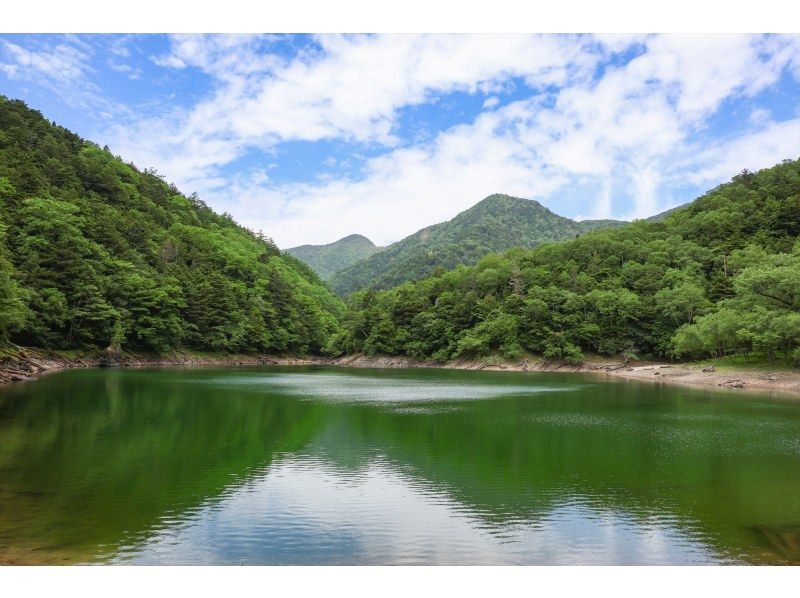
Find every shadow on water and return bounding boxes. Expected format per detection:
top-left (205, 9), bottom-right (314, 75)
top-left (1, 365), bottom-right (799, 564)
top-left (752, 525), bottom-right (800, 561)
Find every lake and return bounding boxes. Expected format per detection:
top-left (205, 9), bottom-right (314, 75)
top-left (0, 366), bottom-right (798, 565)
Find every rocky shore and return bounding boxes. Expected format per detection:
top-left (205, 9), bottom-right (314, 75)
top-left (0, 346), bottom-right (309, 386)
top-left (1, 346), bottom-right (799, 396)
top-left (322, 355), bottom-right (800, 395)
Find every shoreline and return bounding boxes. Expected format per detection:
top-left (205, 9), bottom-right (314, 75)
top-left (1, 347), bottom-right (799, 396)
top-left (323, 354), bottom-right (800, 396)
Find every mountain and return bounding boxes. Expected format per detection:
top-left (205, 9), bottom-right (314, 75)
top-left (285, 234), bottom-right (382, 280)
top-left (0, 96), bottom-right (343, 354)
top-left (330, 160), bottom-right (799, 363)
top-left (578, 218), bottom-right (628, 231)
top-left (328, 194), bottom-right (626, 295)
top-left (645, 202), bottom-right (691, 222)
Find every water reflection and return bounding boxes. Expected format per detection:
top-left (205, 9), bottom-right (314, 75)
top-left (0, 366), bottom-right (798, 565)
top-left (114, 456), bottom-right (725, 565)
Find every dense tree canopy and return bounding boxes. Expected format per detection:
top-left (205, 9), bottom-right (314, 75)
top-left (1, 96), bottom-right (797, 366)
top-left (329, 160), bottom-right (800, 365)
top-left (328, 194), bottom-right (626, 295)
top-left (0, 97), bottom-right (344, 354)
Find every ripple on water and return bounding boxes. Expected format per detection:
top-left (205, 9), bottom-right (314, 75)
top-left (188, 372), bottom-right (587, 404)
top-left (104, 456), bottom-right (730, 566)
top-left (3, 366), bottom-right (798, 565)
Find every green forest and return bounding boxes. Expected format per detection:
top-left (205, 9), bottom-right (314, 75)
top-left (329, 193), bottom-right (625, 295)
top-left (0, 96), bottom-right (798, 366)
top-left (0, 97), bottom-right (344, 355)
top-left (329, 160), bottom-right (800, 365)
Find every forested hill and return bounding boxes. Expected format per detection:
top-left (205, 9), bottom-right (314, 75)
top-left (329, 160), bottom-right (800, 365)
top-left (285, 234), bottom-right (382, 280)
top-left (329, 194), bottom-right (626, 295)
top-left (0, 96), bottom-right (344, 355)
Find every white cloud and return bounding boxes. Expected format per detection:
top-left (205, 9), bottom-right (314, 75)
top-left (152, 53), bottom-right (187, 69)
top-left (0, 38), bottom-right (92, 87)
top-left (109, 62), bottom-right (143, 80)
top-left (103, 33), bottom-right (800, 247)
top-left (674, 119), bottom-right (800, 187)
top-left (219, 112), bottom-right (570, 247)
top-left (749, 108), bottom-right (772, 125)
top-left (112, 34), bottom-right (600, 187)
top-left (0, 36), bottom-right (120, 111)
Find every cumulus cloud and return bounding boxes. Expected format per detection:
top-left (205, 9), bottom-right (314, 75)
top-left (111, 34), bottom-right (599, 186)
top-left (218, 113), bottom-right (571, 247)
top-left (102, 33), bottom-right (800, 246)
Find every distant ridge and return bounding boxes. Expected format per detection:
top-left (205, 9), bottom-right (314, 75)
top-left (328, 194), bottom-right (626, 295)
top-left (285, 234), bottom-right (382, 280)
top-left (645, 202), bottom-right (690, 222)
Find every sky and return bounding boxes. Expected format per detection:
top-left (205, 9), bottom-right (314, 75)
top-left (1, 33), bottom-right (798, 248)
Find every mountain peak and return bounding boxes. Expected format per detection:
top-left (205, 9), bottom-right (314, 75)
top-left (467, 193), bottom-right (550, 214)
top-left (335, 234), bottom-right (377, 246)
top-left (285, 234), bottom-right (381, 280)
top-left (328, 193), bottom-right (625, 295)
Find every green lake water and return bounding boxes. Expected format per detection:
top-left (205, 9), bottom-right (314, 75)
top-left (0, 366), bottom-right (799, 565)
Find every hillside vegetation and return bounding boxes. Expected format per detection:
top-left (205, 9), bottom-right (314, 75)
top-left (0, 97), bottom-right (343, 355)
top-left (329, 160), bottom-right (800, 365)
top-left (2, 97), bottom-right (797, 369)
top-left (285, 234), bottom-right (382, 280)
top-left (329, 194), bottom-right (625, 295)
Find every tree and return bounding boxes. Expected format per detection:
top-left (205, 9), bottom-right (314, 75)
top-left (0, 219), bottom-right (28, 342)
top-left (0, 97), bottom-right (345, 354)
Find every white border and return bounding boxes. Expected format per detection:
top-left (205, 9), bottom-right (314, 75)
top-left (1, 565), bottom-right (799, 597)
top-left (0, 0), bottom-right (798, 33)
top-left (1, 2), bottom-right (797, 593)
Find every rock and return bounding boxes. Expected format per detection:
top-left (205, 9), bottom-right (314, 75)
top-left (97, 355), bottom-right (115, 367)
top-left (97, 348), bottom-right (122, 368)
top-left (718, 379), bottom-right (744, 388)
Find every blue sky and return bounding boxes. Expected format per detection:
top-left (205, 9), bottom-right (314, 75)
top-left (1, 33), bottom-right (798, 247)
